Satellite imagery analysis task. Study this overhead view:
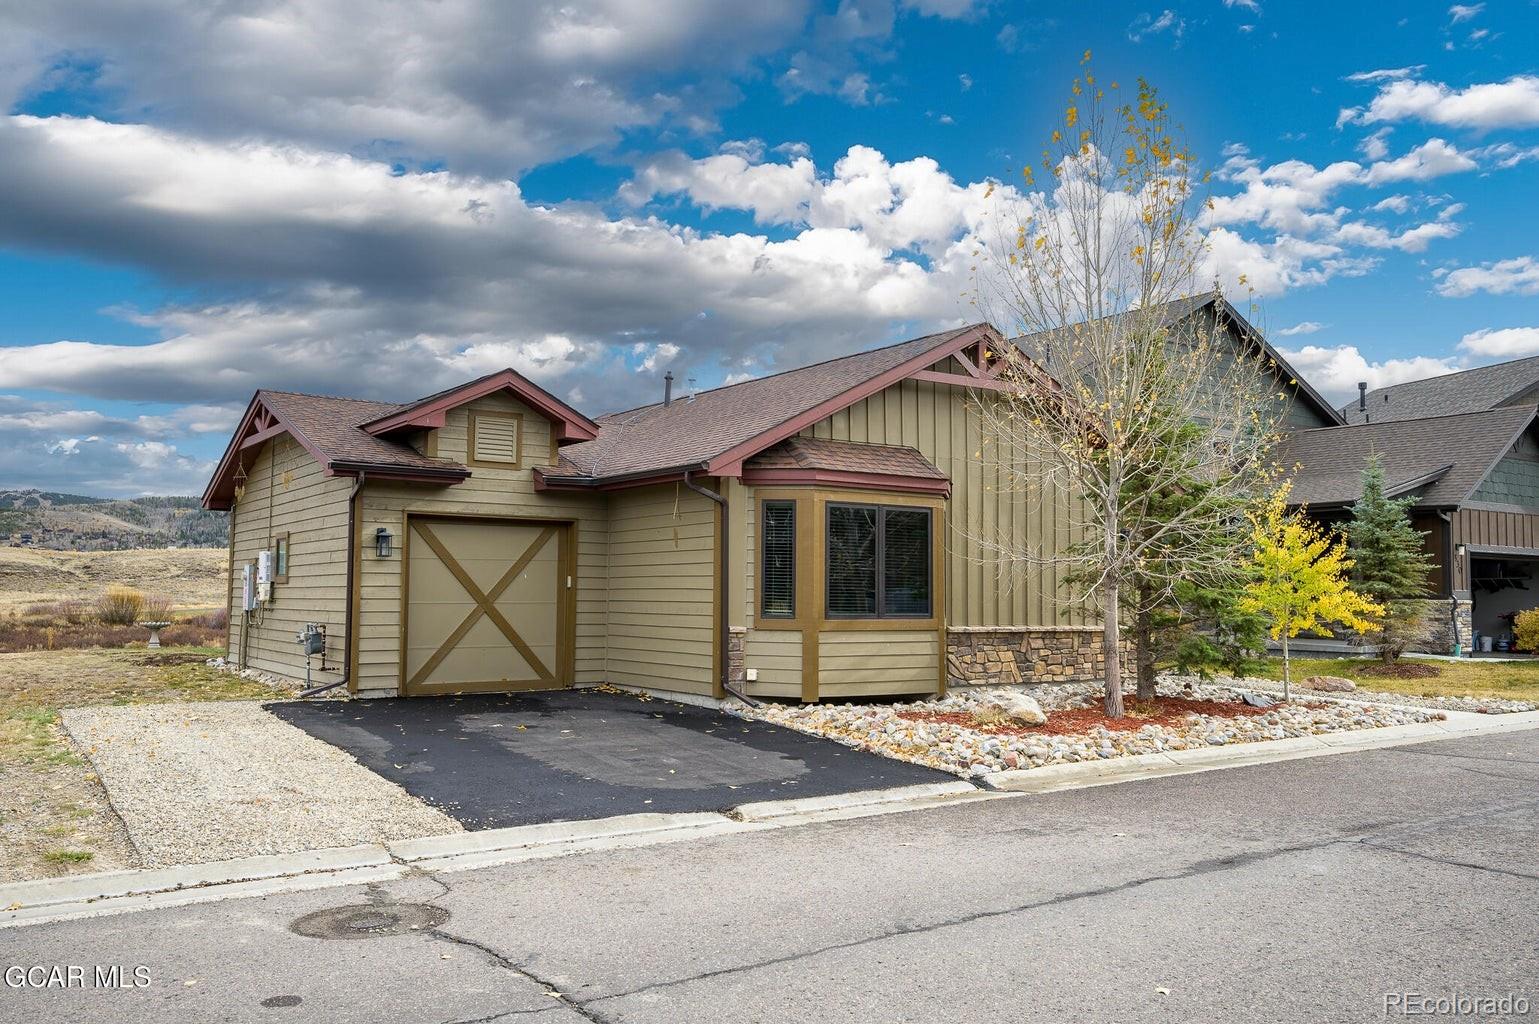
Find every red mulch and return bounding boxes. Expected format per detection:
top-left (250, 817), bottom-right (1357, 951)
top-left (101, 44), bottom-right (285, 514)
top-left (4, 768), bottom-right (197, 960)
top-left (1353, 662), bottom-right (1441, 679)
top-left (899, 695), bottom-right (1291, 737)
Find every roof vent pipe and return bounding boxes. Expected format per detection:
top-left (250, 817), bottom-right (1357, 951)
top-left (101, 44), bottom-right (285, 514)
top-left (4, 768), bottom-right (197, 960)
top-left (1357, 381), bottom-right (1367, 412)
top-left (663, 371), bottom-right (674, 407)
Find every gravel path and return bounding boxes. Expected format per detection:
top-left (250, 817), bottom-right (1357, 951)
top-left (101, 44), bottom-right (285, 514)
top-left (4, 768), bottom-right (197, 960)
top-left (1230, 676), bottom-right (1539, 715)
top-left (61, 701), bottom-right (462, 867)
top-left (734, 678), bottom-right (1446, 779)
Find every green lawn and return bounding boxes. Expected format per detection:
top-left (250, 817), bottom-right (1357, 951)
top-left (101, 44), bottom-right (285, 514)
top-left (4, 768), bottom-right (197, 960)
top-left (1255, 656), bottom-right (1539, 703)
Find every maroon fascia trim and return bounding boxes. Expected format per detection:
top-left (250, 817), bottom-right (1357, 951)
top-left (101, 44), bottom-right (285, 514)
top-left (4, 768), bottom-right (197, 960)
top-left (740, 467), bottom-right (951, 496)
top-left (361, 368), bottom-right (600, 443)
top-left (703, 323), bottom-right (1006, 476)
top-left (203, 395), bottom-right (336, 510)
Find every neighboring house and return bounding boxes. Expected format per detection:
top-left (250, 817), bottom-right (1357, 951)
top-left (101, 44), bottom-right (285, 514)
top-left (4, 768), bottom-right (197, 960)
top-left (1341, 354), bottom-right (1539, 425)
top-left (1276, 405), bottom-right (1539, 651)
top-left (203, 294), bottom-right (1336, 702)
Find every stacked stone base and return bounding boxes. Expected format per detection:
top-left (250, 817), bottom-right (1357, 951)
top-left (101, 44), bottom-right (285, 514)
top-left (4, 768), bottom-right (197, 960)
top-left (948, 628), bottom-right (1125, 687)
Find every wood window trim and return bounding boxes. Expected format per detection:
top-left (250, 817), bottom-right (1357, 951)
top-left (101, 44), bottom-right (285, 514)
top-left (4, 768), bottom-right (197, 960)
top-left (466, 411), bottom-right (524, 470)
top-left (824, 501), bottom-right (933, 621)
top-left (758, 499), bottom-right (797, 620)
top-left (271, 532), bottom-right (289, 583)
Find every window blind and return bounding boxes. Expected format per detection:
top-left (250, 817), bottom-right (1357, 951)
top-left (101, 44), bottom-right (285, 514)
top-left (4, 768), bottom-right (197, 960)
top-left (881, 507), bottom-right (931, 616)
top-left (760, 500), bottom-right (796, 618)
top-left (826, 504), bottom-right (878, 616)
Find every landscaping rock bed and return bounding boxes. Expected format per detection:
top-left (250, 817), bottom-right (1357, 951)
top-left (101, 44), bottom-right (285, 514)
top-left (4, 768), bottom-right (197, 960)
top-left (1238, 675), bottom-right (1539, 715)
top-left (731, 677), bottom-right (1446, 779)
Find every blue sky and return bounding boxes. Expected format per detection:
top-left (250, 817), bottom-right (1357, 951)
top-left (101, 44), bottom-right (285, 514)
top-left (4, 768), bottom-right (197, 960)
top-left (1, 0), bottom-right (1537, 495)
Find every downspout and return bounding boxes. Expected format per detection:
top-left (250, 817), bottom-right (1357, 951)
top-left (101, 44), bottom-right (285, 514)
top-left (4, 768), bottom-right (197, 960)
top-left (682, 469), bottom-right (761, 707)
top-left (301, 471), bottom-right (366, 698)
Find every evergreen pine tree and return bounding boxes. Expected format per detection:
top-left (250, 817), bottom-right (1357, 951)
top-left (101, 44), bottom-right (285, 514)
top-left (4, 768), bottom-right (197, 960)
top-left (1347, 455), bottom-right (1436, 662)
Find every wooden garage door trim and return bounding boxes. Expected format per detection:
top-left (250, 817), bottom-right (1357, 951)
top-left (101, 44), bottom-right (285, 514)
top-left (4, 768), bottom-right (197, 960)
top-left (398, 513), bottom-right (577, 696)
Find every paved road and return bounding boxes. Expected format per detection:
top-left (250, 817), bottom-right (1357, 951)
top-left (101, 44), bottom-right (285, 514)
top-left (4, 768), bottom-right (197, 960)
top-left (5, 731), bottom-right (1539, 1024)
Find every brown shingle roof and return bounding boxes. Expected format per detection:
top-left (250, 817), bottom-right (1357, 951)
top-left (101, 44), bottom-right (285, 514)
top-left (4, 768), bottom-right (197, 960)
top-left (257, 390), bottom-right (467, 474)
top-left (1275, 405), bottom-right (1536, 508)
top-left (745, 436), bottom-right (946, 479)
top-left (1341, 355), bottom-right (1539, 424)
top-left (551, 324), bottom-right (983, 481)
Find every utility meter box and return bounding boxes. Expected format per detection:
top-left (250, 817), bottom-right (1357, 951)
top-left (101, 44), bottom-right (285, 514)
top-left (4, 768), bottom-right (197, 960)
top-left (256, 550), bottom-right (273, 585)
top-left (241, 563), bottom-right (257, 612)
top-left (297, 623), bottom-right (326, 656)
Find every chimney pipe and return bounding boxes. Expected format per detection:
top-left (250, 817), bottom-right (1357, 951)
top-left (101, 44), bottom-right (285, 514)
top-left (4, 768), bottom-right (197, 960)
top-left (663, 371), bottom-right (674, 407)
top-left (1357, 381), bottom-right (1367, 412)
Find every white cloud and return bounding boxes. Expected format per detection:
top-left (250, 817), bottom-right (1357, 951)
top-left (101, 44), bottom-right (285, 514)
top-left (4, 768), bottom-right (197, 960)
top-left (1127, 9), bottom-right (1184, 43)
top-left (1278, 321), bottom-right (1326, 336)
top-left (1279, 345), bottom-right (1460, 404)
top-left (1223, 0), bottom-right (1261, 11)
top-left (1435, 256), bottom-right (1539, 297)
top-left (1202, 228), bottom-right (1374, 298)
top-left (1343, 75), bottom-right (1539, 130)
top-left (1345, 66), bottom-right (1426, 83)
top-left (1358, 127), bottom-right (1393, 161)
top-left (1205, 157), bottom-right (1363, 235)
top-left (1458, 326), bottom-right (1539, 358)
top-left (0, 396), bottom-right (214, 495)
top-left (1470, 142), bottom-right (1539, 169)
top-left (1371, 194), bottom-right (1411, 214)
top-left (0, 115), bottom-right (983, 415)
top-left (1447, 3), bottom-right (1483, 23)
top-left (1363, 138), bottom-right (1477, 184)
top-left (958, 73), bottom-right (973, 91)
top-left (0, 1), bottom-right (822, 175)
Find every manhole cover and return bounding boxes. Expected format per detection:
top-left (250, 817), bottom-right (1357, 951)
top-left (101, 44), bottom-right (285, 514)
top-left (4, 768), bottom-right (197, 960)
top-left (290, 902), bottom-right (449, 940)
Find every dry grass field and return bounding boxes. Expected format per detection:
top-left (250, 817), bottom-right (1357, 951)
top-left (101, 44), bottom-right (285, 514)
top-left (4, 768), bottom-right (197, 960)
top-left (0, 546), bottom-right (227, 614)
top-left (1, 646), bottom-right (287, 883)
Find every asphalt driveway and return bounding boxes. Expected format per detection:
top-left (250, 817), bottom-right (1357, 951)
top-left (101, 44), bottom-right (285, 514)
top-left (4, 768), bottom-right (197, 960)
top-left (268, 689), bottom-right (948, 828)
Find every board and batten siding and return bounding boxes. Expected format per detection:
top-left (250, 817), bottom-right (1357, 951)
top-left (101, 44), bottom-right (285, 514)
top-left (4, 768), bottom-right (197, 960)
top-left (353, 392), bottom-right (608, 698)
top-left (818, 631), bottom-right (940, 699)
top-left (226, 434), bottom-right (353, 686)
top-left (799, 375), bottom-right (1080, 629)
top-left (604, 482), bottom-right (718, 697)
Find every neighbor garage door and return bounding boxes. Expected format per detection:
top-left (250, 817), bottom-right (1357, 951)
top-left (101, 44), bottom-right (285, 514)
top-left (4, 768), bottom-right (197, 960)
top-left (402, 516), bottom-right (569, 696)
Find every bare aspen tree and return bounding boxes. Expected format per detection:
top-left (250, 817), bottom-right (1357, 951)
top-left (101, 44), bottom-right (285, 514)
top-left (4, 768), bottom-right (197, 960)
top-left (971, 56), bottom-right (1286, 717)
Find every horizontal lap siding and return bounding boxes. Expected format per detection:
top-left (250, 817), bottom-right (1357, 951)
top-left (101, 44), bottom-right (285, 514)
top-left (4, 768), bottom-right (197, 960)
top-left (818, 631), bottom-right (938, 698)
top-left (228, 435), bottom-right (352, 686)
top-left (744, 630), bottom-right (801, 698)
top-left (355, 393), bottom-right (608, 698)
top-left (605, 483), bottom-right (716, 696)
top-left (802, 377), bottom-right (1079, 628)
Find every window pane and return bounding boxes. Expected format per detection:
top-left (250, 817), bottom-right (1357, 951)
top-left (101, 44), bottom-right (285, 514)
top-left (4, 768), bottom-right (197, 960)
top-left (826, 504), bottom-right (877, 616)
top-left (760, 501), bottom-right (796, 618)
top-left (882, 508), bottom-right (931, 616)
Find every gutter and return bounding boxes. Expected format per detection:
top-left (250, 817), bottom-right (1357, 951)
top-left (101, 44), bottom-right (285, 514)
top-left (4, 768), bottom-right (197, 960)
top-left (300, 472), bottom-right (366, 698)
top-left (681, 470), bottom-right (761, 708)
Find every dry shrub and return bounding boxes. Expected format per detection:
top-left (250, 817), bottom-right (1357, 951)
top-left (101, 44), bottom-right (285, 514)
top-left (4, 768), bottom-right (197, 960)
top-left (182, 607), bottom-right (229, 631)
top-left (21, 599), bottom-right (92, 624)
top-left (96, 585), bottom-right (144, 625)
top-left (140, 594), bottom-right (174, 622)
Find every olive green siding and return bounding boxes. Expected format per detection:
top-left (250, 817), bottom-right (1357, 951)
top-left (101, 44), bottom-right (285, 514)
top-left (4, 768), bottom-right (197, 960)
top-left (743, 630), bottom-right (801, 698)
top-left (226, 434), bottom-right (352, 687)
top-left (799, 375), bottom-right (1076, 628)
top-left (604, 482), bottom-right (718, 696)
top-left (353, 392), bottom-right (608, 698)
top-left (818, 631), bottom-right (939, 699)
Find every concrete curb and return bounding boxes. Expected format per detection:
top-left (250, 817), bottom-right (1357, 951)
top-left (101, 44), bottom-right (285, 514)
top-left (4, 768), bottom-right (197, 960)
top-left (983, 712), bottom-right (1539, 794)
top-left (732, 781), bottom-right (981, 822)
top-left (0, 783), bottom-right (988, 928)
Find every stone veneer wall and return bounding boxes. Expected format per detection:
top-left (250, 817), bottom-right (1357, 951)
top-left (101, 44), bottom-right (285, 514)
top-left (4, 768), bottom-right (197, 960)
top-left (948, 628), bottom-right (1124, 687)
top-left (727, 626), bottom-right (746, 690)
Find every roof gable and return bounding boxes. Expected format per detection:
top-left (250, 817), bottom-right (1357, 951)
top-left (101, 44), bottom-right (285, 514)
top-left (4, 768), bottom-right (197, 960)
top-left (542, 323), bottom-right (1000, 486)
top-left (361, 368), bottom-right (599, 443)
top-left (202, 390), bottom-right (469, 510)
top-left (1275, 405), bottom-right (1538, 509)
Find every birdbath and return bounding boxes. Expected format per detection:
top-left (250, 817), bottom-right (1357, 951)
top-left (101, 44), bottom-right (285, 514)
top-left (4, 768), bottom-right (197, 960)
top-left (139, 621), bottom-right (172, 649)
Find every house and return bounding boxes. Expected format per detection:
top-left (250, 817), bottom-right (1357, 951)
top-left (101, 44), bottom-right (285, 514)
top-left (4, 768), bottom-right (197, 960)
top-left (1341, 354), bottom-right (1539, 425)
top-left (203, 295), bottom-right (1337, 702)
top-left (1276, 404), bottom-right (1539, 651)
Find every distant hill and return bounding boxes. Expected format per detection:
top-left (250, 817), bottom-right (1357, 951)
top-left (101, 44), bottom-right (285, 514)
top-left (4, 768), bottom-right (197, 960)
top-left (0, 489), bottom-right (228, 551)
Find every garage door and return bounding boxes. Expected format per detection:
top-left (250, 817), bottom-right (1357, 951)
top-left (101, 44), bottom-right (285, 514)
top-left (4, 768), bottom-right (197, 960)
top-left (403, 517), bottom-right (569, 696)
